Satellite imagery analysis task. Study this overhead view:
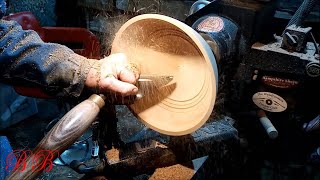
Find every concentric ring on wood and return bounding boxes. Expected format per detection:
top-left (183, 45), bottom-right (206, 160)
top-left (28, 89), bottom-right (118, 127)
top-left (111, 14), bottom-right (218, 136)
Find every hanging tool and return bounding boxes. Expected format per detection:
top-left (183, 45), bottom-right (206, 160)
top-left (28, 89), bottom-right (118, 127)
top-left (7, 75), bottom-right (173, 180)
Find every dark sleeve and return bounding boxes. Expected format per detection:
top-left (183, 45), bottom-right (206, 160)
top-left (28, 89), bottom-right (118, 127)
top-left (0, 20), bottom-right (95, 98)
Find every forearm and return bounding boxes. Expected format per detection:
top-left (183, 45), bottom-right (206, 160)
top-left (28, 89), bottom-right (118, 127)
top-left (0, 20), bottom-right (95, 97)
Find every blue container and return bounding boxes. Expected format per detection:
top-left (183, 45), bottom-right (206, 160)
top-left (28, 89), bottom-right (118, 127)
top-left (0, 136), bottom-right (16, 180)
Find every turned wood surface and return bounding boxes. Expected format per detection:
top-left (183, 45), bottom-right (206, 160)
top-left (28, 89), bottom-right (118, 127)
top-left (111, 14), bottom-right (218, 136)
top-left (7, 99), bottom-right (101, 180)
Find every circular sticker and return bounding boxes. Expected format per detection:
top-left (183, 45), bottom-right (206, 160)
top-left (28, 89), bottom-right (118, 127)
top-left (197, 16), bottom-right (224, 33)
top-left (252, 92), bottom-right (287, 112)
top-left (306, 62), bottom-right (320, 77)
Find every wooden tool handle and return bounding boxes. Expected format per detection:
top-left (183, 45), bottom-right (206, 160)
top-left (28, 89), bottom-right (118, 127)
top-left (7, 94), bottom-right (105, 180)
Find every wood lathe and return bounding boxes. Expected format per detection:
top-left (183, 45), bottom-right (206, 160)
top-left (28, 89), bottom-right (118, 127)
top-left (6, 75), bottom-right (173, 180)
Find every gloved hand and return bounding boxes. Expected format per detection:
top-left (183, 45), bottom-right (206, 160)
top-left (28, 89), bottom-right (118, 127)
top-left (85, 53), bottom-right (140, 96)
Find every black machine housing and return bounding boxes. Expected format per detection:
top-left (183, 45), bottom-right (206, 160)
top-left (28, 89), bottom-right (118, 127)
top-left (185, 0), bottom-right (320, 178)
top-left (75, 1), bottom-right (320, 179)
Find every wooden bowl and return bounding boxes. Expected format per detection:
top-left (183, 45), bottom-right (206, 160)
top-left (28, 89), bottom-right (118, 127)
top-left (111, 14), bottom-right (218, 136)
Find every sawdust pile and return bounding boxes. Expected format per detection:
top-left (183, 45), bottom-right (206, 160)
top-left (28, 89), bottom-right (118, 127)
top-left (105, 148), bottom-right (120, 164)
top-left (149, 164), bottom-right (194, 180)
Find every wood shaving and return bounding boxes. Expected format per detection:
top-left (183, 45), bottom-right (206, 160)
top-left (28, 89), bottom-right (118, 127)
top-left (105, 148), bottom-right (120, 164)
top-left (149, 164), bottom-right (194, 180)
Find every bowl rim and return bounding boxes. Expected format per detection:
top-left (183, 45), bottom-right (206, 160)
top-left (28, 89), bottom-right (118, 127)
top-left (111, 14), bottom-right (218, 136)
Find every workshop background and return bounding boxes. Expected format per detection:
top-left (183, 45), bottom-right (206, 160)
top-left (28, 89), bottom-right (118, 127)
top-left (0, 1), bottom-right (198, 179)
top-left (1, 0), bottom-right (320, 180)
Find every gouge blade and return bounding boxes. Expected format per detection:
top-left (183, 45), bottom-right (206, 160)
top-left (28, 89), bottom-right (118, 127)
top-left (138, 75), bottom-right (173, 85)
top-left (136, 75), bottom-right (174, 100)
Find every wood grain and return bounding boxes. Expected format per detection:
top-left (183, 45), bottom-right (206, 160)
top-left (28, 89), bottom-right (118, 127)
top-left (7, 99), bottom-right (102, 180)
top-left (111, 14), bottom-right (218, 136)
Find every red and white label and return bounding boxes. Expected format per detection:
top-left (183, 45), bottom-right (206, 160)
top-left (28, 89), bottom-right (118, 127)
top-left (197, 16), bottom-right (224, 33)
top-left (261, 76), bottom-right (299, 89)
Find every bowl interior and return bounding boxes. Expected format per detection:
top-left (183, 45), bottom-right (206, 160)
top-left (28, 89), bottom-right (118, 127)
top-left (111, 14), bottom-right (217, 136)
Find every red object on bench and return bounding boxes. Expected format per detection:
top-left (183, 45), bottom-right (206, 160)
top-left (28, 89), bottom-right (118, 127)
top-left (3, 11), bottom-right (101, 98)
top-left (3, 11), bottom-right (101, 58)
